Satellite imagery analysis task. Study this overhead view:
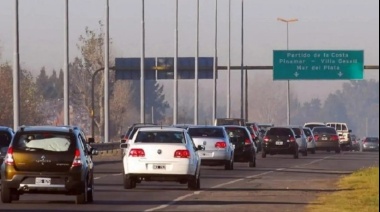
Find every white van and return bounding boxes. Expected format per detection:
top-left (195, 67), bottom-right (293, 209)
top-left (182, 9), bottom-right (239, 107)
top-left (325, 122), bottom-right (352, 150)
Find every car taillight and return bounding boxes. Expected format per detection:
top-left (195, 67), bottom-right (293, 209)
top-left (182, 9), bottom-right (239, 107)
top-left (5, 147), bottom-right (14, 166)
top-left (331, 135), bottom-right (339, 141)
top-left (314, 135), bottom-right (319, 141)
top-left (129, 148), bottom-right (145, 157)
top-left (289, 137), bottom-right (296, 142)
top-left (72, 149), bottom-right (82, 167)
top-left (215, 141), bottom-right (226, 148)
top-left (244, 138), bottom-right (251, 145)
top-left (307, 136), bottom-right (313, 142)
top-left (263, 136), bottom-right (270, 142)
top-left (174, 150), bottom-right (190, 158)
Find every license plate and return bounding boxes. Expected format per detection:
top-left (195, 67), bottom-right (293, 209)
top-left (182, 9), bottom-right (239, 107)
top-left (322, 137), bottom-right (328, 140)
top-left (35, 177), bottom-right (51, 185)
top-left (275, 141), bottom-right (283, 145)
top-left (153, 164), bottom-right (166, 170)
top-left (201, 152), bottom-right (213, 157)
top-left (370, 146), bottom-right (375, 148)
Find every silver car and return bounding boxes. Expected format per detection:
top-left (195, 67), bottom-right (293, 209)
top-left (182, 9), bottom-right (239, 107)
top-left (187, 126), bottom-right (234, 170)
top-left (303, 127), bottom-right (317, 154)
top-left (289, 126), bottom-right (308, 156)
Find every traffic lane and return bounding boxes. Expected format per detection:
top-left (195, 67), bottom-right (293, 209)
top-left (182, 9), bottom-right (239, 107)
top-left (0, 153), bottom-right (328, 211)
top-left (158, 151), bottom-right (379, 212)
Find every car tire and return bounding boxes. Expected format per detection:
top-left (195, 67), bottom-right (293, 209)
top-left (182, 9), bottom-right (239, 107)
top-left (302, 149), bottom-right (308, 156)
top-left (87, 179), bottom-right (94, 203)
top-left (293, 148), bottom-right (299, 159)
top-left (188, 173), bottom-right (200, 190)
top-left (1, 184), bottom-right (12, 203)
top-left (76, 179), bottom-right (88, 204)
top-left (249, 153), bottom-right (256, 168)
top-left (311, 148), bottom-right (316, 154)
top-left (261, 151), bottom-right (267, 158)
top-left (123, 174), bottom-right (135, 189)
top-left (224, 157), bottom-right (234, 170)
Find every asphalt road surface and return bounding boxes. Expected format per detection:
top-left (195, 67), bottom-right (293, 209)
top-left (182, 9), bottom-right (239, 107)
top-left (0, 151), bottom-right (378, 212)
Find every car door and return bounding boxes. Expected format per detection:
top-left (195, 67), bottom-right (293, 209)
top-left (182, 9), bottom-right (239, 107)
top-left (185, 132), bottom-right (199, 175)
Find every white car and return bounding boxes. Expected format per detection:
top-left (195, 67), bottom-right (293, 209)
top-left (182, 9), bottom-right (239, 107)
top-left (120, 127), bottom-right (202, 190)
top-left (303, 127), bottom-right (317, 154)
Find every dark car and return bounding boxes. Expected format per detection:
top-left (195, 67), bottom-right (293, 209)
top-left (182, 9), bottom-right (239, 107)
top-left (120, 123), bottom-right (158, 143)
top-left (224, 126), bottom-right (257, 167)
top-left (1, 125), bottom-right (98, 204)
top-left (0, 127), bottom-right (15, 168)
top-left (312, 126), bottom-right (341, 153)
top-left (362, 137), bottom-right (379, 152)
top-left (245, 125), bottom-right (261, 152)
top-left (262, 127), bottom-right (300, 159)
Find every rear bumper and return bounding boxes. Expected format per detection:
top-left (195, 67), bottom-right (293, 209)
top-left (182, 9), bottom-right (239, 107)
top-left (263, 143), bottom-right (297, 154)
top-left (126, 173), bottom-right (194, 182)
top-left (315, 141), bottom-right (340, 150)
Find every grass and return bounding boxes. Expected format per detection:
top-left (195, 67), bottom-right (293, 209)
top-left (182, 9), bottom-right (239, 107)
top-left (308, 166), bottom-right (379, 212)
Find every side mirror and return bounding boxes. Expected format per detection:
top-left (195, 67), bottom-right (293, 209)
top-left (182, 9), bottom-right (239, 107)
top-left (197, 145), bottom-right (205, 151)
top-left (348, 130), bottom-right (352, 133)
top-left (91, 148), bottom-right (99, 156)
top-left (120, 139), bottom-right (127, 144)
top-left (120, 143), bottom-right (129, 149)
top-left (88, 137), bottom-right (95, 144)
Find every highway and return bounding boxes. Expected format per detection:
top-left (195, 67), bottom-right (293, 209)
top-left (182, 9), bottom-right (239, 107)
top-left (0, 151), bottom-right (378, 212)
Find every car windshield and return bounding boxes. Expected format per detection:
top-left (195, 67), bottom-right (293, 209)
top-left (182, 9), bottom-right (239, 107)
top-left (188, 128), bottom-right (224, 138)
top-left (135, 131), bottom-right (185, 144)
top-left (13, 132), bottom-right (75, 152)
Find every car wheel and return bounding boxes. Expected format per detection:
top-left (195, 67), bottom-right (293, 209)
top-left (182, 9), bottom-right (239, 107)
top-left (261, 151), bottom-right (267, 158)
top-left (311, 148), bottom-right (316, 154)
top-left (76, 179), bottom-right (88, 204)
top-left (293, 148), bottom-right (299, 159)
top-left (224, 157), bottom-right (234, 170)
top-left (188, 173), bottom-right (200, 190)
top-left (123, 174), bottom-right (135, 189)
top-left (1, 184), bottom-right (12, 203)
top-left (249, 154), bottom-right (256, 168)
top-left (302, 149), bottom-right (308, 156)
top-left (87, 178), bottom-right (94, 203)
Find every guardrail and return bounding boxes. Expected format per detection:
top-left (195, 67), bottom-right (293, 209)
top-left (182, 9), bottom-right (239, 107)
top-left (91, 142), bottom-right (120, 154)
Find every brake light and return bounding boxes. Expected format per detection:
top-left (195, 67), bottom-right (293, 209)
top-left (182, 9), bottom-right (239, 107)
top-left (5, 147), bottom-right (14, 166)
top-left (215, 141), bottom-right (226, 148)
top-left (72, 148), bottom-right (82, 167)
top-left (129, 148), bottom-right (145, 157)
top-left (244, 138), bottom-right (251, 145)
top-left (174, 150), bottom-right (190, 158)
top-left (263, 136), bottom-right (270, 142)
top-left (289, 137), bottom-right (296, 142)
top-left (314, 135), bottom-right (319, 141)
top-left (331, 135), bottom-right (339, 141)
top-left (307, 136), bottom-right (313, 142)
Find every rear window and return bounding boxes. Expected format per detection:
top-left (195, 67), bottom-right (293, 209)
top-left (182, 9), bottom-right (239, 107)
top-left (135, 131), bottom-right (185, 144)
top-left (188, 128), bottom-right (224, 138)
top-left (13, 132), bottom-right (75, 152)
top-left (0, 132), bottom-right (12, 148)
top-left (225, 127), bottom-right (249, 139)
top-left (303, 129), bottom-right (312, 137)
top-left (366, 137), bottom-right (379, 143)
top-left (291, 128), bottom-right (302, 136)
top-left (304, 124), bottom-right (325, 130)
top-left (128, 126), bottom-right (156, 139)
top-left (266, 128), bottom-right (293, 137)
top-left (312, 127), bottom-right (337, 135)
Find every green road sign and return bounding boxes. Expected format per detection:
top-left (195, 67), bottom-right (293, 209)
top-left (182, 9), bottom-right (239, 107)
top-left (273, 50), bottom-right (364, 80)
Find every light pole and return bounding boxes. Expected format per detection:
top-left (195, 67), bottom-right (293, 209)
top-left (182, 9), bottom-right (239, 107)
top-left (277, 17), bottom-right (298, 125)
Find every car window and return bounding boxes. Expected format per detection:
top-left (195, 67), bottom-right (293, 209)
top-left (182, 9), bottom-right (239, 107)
top-left (303, 129), bottom-right (312, 136)
top-left (13, 132), bottom-right (75, 152)
top-left (188, 128), bottom-right (224, 138)
top-left (291, 128), bottom-right (302, 136)
top-left (266, 128), bottom-right (293, 137)
top-left (0, 132), bottom-right (12, 148)
top-left (135, 131), bottom-right (185, 144)
top-left (313, 127), bottom-right (337, 135)
top-left (225, 127), bottom-right (249, 139)
top-left (342, 124), bottom-right (347, 130)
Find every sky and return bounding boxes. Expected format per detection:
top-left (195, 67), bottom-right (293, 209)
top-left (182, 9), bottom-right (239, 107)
top-left (0, 0), bottom-right (379, 109)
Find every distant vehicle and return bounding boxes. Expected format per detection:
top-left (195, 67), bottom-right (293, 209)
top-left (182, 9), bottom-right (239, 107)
top-left (0, 126), bottom-right (15, 169)
top-left (120, 127), bottom-right (202, 190)
top-left (325, 122), bottom-right (352, 151)
top-left (303, 122), bottom-right (326, 130)
top-left (187, 126), bottom-right (235, 170)
top-left (214, 118), bottom-right (245, 126)
top-left (351, 134), bottom-right (360, 151)
top-left (361, 137), bottom-right (379, 152)
top-left (224, 126), bottom-right (257, 167)
top-left (303, 127), bottom-right (316, 154)
top-left (312, 126), bottom-right (341, 153)
top-left (1, 125), bottom-right (98, 204)
top-left (257, 123), bottom-right (274, 135)
top-left (262, 126), bottom-right (301, 159)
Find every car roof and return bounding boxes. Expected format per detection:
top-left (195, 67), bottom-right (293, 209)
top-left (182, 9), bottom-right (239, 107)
top-left (188, 125), bottom-right (224, 129)
top-left (137, 127), bottom-right (187, 132)
top-left (304, 122), bottom-right (325, 125)
top-left (0, 126), bottom-right (13, 131)
top-left (16, 125), bottom-right (76, 133)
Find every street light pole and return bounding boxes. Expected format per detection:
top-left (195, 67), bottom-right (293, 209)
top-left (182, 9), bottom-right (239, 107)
top-left (13, 0), bottom-right (20, 130)
top-left (277, 18), bottom-right (298, 125)
top-left (227, 0), bottom-right (231, 118)
top-left (194, 0), bottom-right (199, 125)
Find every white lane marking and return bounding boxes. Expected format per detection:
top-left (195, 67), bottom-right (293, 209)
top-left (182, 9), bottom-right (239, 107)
top-left (94, 177), bottom-right (101, 180)
top-left (144, 156), bottom-right (332, 212)
top-left (112, 173), bottom-right (122, 176)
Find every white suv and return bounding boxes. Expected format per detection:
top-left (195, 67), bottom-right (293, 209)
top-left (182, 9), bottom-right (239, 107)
top-left (325, 122), bottom-right (352, 150)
